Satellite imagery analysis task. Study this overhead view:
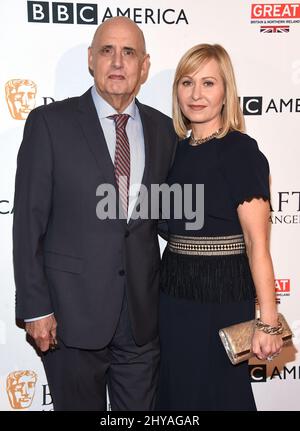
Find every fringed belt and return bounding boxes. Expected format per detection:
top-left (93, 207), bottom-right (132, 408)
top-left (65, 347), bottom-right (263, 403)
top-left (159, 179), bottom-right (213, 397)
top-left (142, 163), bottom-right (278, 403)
top-left (168, 234), bottom-right (245, 256)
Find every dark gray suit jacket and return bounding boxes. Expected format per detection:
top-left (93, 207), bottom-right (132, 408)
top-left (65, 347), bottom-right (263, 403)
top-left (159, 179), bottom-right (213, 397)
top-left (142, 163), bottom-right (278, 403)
top-left (13, 88), bottom-right (177, 349)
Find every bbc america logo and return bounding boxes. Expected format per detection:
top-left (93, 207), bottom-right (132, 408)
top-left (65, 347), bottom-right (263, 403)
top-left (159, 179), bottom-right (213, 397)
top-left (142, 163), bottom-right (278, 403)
top-left (240, 96), bottom-right (300, 115)
top-left (249, 365), bottom-right (267, 382)
top-left (28, 1), bottom-right (98, 24)
top-left (241, 97), bottom-right (263, 115)
top-left (27, 1), bottom-right (189, 25)
top-left (249, 364), bottom-right (300, 382)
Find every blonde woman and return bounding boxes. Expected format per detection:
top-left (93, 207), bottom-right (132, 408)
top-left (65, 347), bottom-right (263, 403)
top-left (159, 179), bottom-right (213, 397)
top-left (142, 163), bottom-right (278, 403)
top-left (156, 44), bottom-right (283, 411)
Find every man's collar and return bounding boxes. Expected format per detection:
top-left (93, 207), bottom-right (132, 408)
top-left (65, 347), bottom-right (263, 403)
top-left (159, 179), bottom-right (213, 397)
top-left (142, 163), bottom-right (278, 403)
top-left (91, 86), bottom-right (137, 120)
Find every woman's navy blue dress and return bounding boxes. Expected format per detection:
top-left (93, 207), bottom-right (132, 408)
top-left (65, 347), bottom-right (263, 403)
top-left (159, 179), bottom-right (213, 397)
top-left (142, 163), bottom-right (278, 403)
top-left (156, 131), bottom-right (270, 411)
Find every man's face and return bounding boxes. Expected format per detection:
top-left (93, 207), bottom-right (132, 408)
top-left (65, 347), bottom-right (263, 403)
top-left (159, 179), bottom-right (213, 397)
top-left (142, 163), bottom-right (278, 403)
top-left (88, 20), bottom-right (150, 111)
top-left (6, 80), bottom-right (37, 120)
top-left (7, 372), bottom-right (37, 409)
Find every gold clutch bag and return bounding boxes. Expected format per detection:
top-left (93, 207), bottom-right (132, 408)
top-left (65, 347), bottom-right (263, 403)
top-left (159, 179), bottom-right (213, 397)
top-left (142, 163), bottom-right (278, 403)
top-left (219, 313), bottom-right (293, 365)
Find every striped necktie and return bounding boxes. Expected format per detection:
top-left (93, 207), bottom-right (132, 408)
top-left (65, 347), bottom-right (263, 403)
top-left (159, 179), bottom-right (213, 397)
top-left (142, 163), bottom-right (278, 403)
top-left (108, 114), bottom-right (130, 217)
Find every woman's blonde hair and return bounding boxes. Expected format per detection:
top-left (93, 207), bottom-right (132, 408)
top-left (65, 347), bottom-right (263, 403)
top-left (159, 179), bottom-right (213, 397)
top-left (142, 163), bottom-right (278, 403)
top-left (172, 43), bottom-right (245, 139)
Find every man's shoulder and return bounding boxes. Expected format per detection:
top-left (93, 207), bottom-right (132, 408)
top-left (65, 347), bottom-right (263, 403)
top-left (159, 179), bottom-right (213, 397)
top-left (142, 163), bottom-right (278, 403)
top-left (32, 95), bottom-right (80, 117)
top-left (30, 88), bottom-right (91, 118)
top-left (136, 100), bottom-right (172, 124)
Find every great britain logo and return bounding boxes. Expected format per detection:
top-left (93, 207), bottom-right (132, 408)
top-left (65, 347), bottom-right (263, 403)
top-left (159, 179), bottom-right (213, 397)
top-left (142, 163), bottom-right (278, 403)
top-left (250, 3), bottom-right (300, 33)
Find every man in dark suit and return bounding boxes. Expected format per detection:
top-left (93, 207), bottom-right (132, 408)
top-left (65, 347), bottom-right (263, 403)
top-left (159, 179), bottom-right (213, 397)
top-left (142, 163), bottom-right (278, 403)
top-left (13, 16), bottom-right (177, 411)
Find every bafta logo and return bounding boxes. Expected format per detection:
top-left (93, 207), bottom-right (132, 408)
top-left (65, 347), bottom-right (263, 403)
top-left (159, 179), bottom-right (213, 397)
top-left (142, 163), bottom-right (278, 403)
top-left (5, 79), bottom-right (37, 120)
top-left (6, 370), bottom-right (38, 409)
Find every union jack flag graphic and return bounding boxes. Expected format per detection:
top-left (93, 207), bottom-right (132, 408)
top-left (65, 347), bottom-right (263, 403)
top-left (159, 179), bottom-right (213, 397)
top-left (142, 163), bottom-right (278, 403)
top-left (260, 25), bottom-right (290, 33)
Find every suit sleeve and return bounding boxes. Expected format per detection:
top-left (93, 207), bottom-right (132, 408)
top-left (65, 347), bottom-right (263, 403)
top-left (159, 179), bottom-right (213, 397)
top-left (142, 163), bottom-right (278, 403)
top-left (13, 108), bottom-right (54, 320)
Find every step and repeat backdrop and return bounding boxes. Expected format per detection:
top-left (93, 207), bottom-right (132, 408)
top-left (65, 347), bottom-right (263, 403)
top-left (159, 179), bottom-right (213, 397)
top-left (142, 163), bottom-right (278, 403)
top-left (0, 0), bottom-right (300, 411)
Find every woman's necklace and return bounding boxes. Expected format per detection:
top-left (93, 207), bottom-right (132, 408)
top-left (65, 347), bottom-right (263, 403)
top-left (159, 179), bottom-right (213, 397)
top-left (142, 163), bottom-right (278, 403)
top-left (189, 128), bottom-right (222, 146)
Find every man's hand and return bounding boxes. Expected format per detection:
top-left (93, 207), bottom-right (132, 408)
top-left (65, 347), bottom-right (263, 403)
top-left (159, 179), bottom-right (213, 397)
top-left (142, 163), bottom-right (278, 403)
top-left (25, 315), bottom-right (57, 352)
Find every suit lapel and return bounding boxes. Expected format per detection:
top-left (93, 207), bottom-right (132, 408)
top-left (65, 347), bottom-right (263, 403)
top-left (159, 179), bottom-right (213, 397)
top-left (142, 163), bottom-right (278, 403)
top-left (76, 90), bottom-right (156, 227)
top-left (76, 88), bottom-right (116, 187)
top-left (128, 100), bottom-right (155, 227)
top-left (76, 88), bottom-right (126, 225)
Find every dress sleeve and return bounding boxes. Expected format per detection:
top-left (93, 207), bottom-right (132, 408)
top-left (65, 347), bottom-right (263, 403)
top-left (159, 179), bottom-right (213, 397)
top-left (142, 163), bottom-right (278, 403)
top-left (219, 133), bottom-right (270, 207)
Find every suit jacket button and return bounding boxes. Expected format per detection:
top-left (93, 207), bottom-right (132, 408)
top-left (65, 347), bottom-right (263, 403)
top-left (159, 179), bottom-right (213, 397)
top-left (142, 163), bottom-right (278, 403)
top-left (119, 270), bottom-right (125, 276)
top-left (125, 230), bottom-right (130, 238)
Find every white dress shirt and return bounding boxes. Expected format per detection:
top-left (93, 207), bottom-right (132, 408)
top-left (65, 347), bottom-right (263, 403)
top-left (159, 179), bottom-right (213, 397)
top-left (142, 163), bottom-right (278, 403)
top-left (91, 85), bottom-right (145, 222)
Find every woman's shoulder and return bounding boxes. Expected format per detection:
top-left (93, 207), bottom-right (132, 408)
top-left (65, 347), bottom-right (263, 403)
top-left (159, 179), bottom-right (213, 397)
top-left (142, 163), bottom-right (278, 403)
top-left (218, 130), bottom-right (269, 175)
top-left (218, 130), bottom-right (258, 150)
top-left (217, 130), bottom-right (262, 161)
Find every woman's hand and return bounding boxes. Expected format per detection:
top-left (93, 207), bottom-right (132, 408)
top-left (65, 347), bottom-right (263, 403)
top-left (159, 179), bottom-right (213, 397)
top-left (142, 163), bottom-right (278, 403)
top-left (252, 329), bottom-right (283, 361)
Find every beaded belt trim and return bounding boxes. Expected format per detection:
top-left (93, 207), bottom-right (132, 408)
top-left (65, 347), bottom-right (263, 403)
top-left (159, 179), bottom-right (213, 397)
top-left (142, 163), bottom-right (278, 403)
top-left (168, 234), bottom-right (245, 256)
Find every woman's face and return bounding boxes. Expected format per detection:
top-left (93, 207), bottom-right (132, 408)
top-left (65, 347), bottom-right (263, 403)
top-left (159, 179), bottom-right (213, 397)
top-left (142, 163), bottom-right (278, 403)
top-left (177, 58), bottom-right (225, 131)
